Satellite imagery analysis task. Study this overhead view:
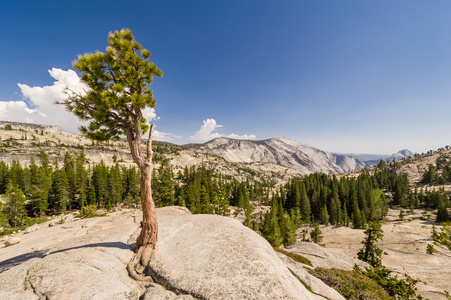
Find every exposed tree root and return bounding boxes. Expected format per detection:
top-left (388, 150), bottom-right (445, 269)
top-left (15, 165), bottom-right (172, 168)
top-left (127, 246), bottom-right (154, 282)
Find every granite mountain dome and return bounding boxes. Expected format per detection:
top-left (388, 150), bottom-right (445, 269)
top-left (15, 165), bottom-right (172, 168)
top-left (186, 137), bottom-right (366, 174)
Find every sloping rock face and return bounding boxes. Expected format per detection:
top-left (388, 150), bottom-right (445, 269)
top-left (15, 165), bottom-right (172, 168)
top-left (276, 252), bottom-right (345, 300)
top-left (0, 207), bottom-right (324, 300)
top-left (188, 137), bottom-right (366, 174)
top-left (281, 241), bottom-right (369, 271)
top-left (0, 210), bottom-right (143, 300)
top-left (148, 207), bottom-right (321, 300)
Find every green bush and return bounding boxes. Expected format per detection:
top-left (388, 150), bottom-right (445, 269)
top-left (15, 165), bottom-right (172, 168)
top-left (309, 267), bottom-right (390, 300)
top-left (78, 204), bottom-right (98, 219)
top-left (354, 265), bottom-right (420, 300)
top-left (426, 243), bottom-right (438, 254)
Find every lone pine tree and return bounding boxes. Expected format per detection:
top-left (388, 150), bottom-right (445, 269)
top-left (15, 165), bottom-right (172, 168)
top-left (61, 28), bottom-right (162, 281)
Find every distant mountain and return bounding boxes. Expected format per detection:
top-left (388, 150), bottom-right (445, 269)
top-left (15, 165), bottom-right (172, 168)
top-left (335, 153), bottom-right (390, 162)
top-left (342, 149), bottom-right (414, 168)
top-left (388, 149), bottom-right (414, 161)
top-left (185, 137), bottom-right (366, 175)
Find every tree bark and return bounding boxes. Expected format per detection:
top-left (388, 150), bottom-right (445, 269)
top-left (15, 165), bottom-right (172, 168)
top-left (136, 162), bottom-right (158, 266)
top-left (126, 123), bottom-right (157, 281)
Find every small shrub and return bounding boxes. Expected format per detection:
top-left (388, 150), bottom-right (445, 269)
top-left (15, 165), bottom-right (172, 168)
top-left (354, 265), bottom-right (420, 300)
top-left (78, 204), bottom-right (98, 219)
top-left (309, 267), bottom-right (390, 300)
top-left (426, 244), bottom-right (438, 254)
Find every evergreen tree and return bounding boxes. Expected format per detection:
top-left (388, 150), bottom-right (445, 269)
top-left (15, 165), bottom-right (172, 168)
top-left (341, 201), bottom-right (349, 227)
top-left (216, 189), bottom-right (230, 216)
top-left (75, 152), bottom-right (88, 208)
top-left (352, 201), bottom-right (364, 229)
top-left (310, 222), bottom-right (323, 244)
top-left (300, 183), bottom-right (311, 223)
top-left (358, 221), bottom-right (384, 268)
top-left (29, 168), bottom-right (50, 217)
top-left (436, 203), bottom-right (450, 223)
top-left (64, 152), bottom-right (76, 210)
top-left (86, 185), bottom-right (97, 206)
top-left (199, 185), bottom-right (213, 214)
top-left (108, 162), bottom-right (123, 208)
top-left (154, 159), bottom-right (175, 207)
top-left (4, 181), bottom-right (27, 227)
top-left (281, 213), bottom-right (297, 246)
top-left (48, 168), bottom-right (70, 214)
top-left (262, 200), bottom-right (282, 247)
top-left (62, 28), bottom-right (163, 272)
top-left (328, 190), bottom-right (340, 225)
top-left (320, 204), bottom-right (330, 225)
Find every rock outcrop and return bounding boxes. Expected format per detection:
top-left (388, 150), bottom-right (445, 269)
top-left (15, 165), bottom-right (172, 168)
top-left (148, 207), bottom-right (321, 300)
top-left (0, 210), bottom-right (142, 300)
top-left (0, 207), bottom-right (327, 299)
top-left (281, 241), bottom-right (369, 271)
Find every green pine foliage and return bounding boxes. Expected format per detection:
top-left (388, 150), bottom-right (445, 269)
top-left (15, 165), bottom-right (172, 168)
top-left (355, 221), bottom-right (422, 299)
top-left (432, 222), bottom-right (451, 250)
top-left (358, 221), bottom-right (383, 268)
top-left (309, 267), bottom-right (391, 300)
top-left (3, 182), bottom-right (27, 227)
top-left (310, 222), bottom-right (323, 244)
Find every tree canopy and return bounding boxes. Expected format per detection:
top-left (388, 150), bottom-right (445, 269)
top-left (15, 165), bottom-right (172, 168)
top-left (64, 28), bottom-right (162, 145)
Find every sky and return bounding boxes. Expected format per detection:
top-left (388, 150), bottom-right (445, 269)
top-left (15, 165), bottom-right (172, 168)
top-left (1, 1), bottom-right (451, 155)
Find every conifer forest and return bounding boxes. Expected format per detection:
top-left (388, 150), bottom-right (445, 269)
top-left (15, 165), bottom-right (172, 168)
top-left (1, 142), bottom-right (450, 249)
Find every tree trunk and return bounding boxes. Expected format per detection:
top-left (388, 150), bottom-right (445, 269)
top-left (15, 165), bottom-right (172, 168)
top-left (136, 163), bottom-right (158, 266)
top-left (126, 123), bottom-right (158, 281)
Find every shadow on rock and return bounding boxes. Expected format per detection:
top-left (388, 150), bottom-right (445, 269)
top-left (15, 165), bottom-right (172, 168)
top-left (0, 242), bottom-right (132, 273)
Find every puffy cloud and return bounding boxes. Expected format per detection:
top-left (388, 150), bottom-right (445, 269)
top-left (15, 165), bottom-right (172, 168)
top-left (190, 118), bottom-right (223, 141)
top-left (153, 130), bottom-right (181, 142)
top-left (142, 107), bottom-right (159, 123)
top-left (0, 100), bottom-right (44, 123)
top-left (2, 68), bottom-right (166, 136)
top-left (227, 133), bottom-right (256, 140)
top-left (3, 68), bottom-right (89, 133)
top-left (190, 118), bottom-right (256, 142)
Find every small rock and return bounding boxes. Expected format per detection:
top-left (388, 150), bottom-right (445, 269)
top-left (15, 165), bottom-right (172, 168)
top-left (24, 225), bottom-right (40, 234)
top-left (5, 237), bottom-right (21, 247)
top-left (48, 221), bottom-right (57, 227)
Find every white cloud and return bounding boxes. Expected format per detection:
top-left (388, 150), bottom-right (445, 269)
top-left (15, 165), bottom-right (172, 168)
top-left (190, 118), bottom-right (256, 142)
top-left (2, 68), bottom-right (89, 133)
top-left (0, 100), bottom-right (44, 123)
top-left (190, 118), bottom-right (223, 141)
top-left (142, 107), bottom-right (159, 123)
top-left (153, 130), bottom-right (181, 142)
top-left (227, 133), bottom-right (256, 140)
top-left (2, 68), bottom-right (169, 137)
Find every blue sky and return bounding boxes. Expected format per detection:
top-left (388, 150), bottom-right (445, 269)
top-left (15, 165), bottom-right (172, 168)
top-left (1, 1), bottom-right (451, 154)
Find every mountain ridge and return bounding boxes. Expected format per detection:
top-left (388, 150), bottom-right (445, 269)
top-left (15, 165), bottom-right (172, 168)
top-left (185, 136), bottom-right (367, 175)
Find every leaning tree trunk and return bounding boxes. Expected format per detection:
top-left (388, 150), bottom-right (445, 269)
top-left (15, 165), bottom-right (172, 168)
top-left (136, 163), bottom-right (158, 266)
top-left (127, 123), bottom-right (158, 282)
